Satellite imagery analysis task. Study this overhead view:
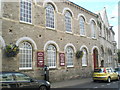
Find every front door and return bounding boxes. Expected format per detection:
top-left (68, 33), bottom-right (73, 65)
top-left (93, 49), bottom-right (98, 69)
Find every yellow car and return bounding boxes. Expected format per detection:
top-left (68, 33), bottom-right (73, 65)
top-left (93, 67), bottom-right (119, 83)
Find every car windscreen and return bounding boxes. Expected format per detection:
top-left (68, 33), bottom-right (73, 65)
top-left (115, 68), bottom-right (120, 71)
top-left (94, 69), bottom-right (104, 73)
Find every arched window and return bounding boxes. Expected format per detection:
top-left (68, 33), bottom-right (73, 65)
top-left (91, 20), bottom-right (96, 38)
top-left (82, 48), bottom-right (88, 66)
top-left (66, 46), bottom-right (74, 67)
top-left (19, 42), bottom-right (33, 70)
top-left (20, 0), bottom-right (32, 23)
top-left (47, 45), bottom-right (56, 68)
top-left (80, 17), bottom-right (85, 35)
top-left (46, 4), bottom-right (55, 28)
top-left (65, 11), bottom-right (72, 32)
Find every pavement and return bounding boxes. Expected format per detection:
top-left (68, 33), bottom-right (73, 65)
top-left (51, 78), bottom-right (93, 88)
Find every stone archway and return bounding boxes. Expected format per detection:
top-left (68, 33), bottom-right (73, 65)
top-left (93, 48), bottom-right (99, 69)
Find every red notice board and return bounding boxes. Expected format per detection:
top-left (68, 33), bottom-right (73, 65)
top-left (59, 53), bottom-right (65, 66)
top-left (37, 51), bottom-right (44, 67)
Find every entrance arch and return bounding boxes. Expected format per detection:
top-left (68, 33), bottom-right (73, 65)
top-left (93, 48), bottom-right (99, 69)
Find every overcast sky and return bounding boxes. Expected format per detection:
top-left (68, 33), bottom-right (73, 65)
top-left (70, 0), bottom-right (119, 48)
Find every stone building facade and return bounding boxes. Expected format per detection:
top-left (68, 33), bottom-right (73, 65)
top-left (0, 0), bottom-right (118, 82)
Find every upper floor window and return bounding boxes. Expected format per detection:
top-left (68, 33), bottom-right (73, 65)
top-left (80, 17), bottom-right (85, 36)
top-left (91, 20), bottom-right (96, 38)
top-left (47, 45), bottom-right (56, 68)
top-left (65, 11), bottom-right (72, 32)
top-left (46, 4), bottom-right (55, 28)
top-left (66, 46), bottom-right (74, 67)
top-left (19, 42), bottom-right (33, 70)
top-left (20, 0), bottom-right (32, 23)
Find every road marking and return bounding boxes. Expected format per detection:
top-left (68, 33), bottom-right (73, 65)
top-left (94, 87), bottom-right (98, 88)
top-left (101, 85), bottom-right (105, 87)
top-left (107, 83), bottom-right (111, 85)
top-left (113, 82), bottom-right (116, 84)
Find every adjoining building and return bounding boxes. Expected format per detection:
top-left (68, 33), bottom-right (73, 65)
top-left (0, 0), bottom-right (118, 82)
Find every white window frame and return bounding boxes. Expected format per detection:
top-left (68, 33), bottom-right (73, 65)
top-left (82, 48), bottom-right (88, 66)
top-left (19, 42), bottom-right (33, 70)
top-left (20, 0), bottom-right (32, 24)
top-left (65, 11), bottom-right (72, 33)
top-left (46, 4), bottom-right (55, 29)
top-left (47, 45), bottom-right (56, 68)
top-left (66, 46), bottom-right (74, 67)
top-left (80, 17), bottom-right (85, 36)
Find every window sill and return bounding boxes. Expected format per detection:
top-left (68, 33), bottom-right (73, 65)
top-left (20, 21), bottom-right (33, 26)
top-left (80, 35), bottom-right (86, 37)
top-left (65, 31), bottom-right (73, 35)
top-left (46, 27), bottom-right (56, 30)
top-left (19, 68), bottom-right (33, 70)
top-left (67, 65), bottom-right (74, 68)
top-left (92, 37), bottom-right (97, 40)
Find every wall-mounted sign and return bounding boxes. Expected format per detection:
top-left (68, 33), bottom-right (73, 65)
top-left (59, 53), bottom-right (65, 66)
top-left (37, 51), bottom-right (44, 67)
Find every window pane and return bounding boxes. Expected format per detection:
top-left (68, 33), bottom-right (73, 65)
top-left (82, 49), bottom-right (87, 66)
top-left (46, 4), bottom-right (55, 28)
top-left (19, 42), bottom-right (32, 69)
top-left (65, 12), bottom-right (72, 32)
top-left (80, 17), bottom-right (85, 35)
top-left (15, 73), bottom-right (30, 81)
top-left (66, 47), bottom-right (73, 67)
top-left (20, 0), bottom-right (32, 23)
top-left (1, 73), bottom-right (14, 82)
top-left (47, 45), bottom-right (56, 68)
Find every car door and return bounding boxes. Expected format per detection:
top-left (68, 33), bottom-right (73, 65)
top-left (14, 73), bottom-right (39, 88)
top-left (110, 68), bottom-right (118, 80)
top-left (1, 73), bottom-right (18, 88)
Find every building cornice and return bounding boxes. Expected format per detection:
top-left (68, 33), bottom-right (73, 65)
top-left (64, 0), bottom-right (98, 18)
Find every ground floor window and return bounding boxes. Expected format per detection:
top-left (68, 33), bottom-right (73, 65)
top-left (82, 48), bottom-right (88, 66)
top-left (19, 42), bottom-right (33, 70)
top-left (47, 45), bottom-right (57, 68)
top-left (66, 46), bottom-right (74, 67)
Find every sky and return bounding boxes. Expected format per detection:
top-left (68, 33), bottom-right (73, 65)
top-left (70, 0), bottom-right (119, 48)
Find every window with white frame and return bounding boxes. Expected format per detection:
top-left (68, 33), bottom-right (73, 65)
top-left (19, 42), bottom-right (32, 70)
top-left (80, 17), bottom-right (85, 35)
top-left (47, 45), bottom-right (56, 68)
top-left (65, 11), bottom-right (72, 32)
top-left (91, 21), bottom-right (96, 38)
top-left (66, 46), bottom-right (74, 67)
top-left (20, 0), bottom-right (32, 23)
top-left (82, 48), bottom-right (88, 66)
top-left (46, 4), bottom-right (55, 28)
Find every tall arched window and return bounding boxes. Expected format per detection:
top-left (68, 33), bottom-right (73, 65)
top-left (66, 46), bottom-right (74, 67)
top-left (82, 48), bottom-right (88, 66)
top-left (47, 45), bottom-right (56, 68)
top-left (91, 20), bottom-right (96, 38)
top-left (65, 11), bottom-right (72, 32)
top-left (20, 0), bottom-right (32, 23)
top-left (80, 17), bottom-right (85, 35)
top-left (46, 4), bottom-right (55, 28)
top-left (19, 42), bottom-right (33, 70)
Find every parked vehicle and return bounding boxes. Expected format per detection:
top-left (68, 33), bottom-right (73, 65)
top-left (93, 67), bottom-right (119, 83)
top-left (115, 67), bottom-right (120, 77)
top-left (0, 71), bottom-right (50, 90)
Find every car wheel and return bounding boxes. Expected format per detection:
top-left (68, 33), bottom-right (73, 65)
top-left (107, 77), bottom-right (111, 83)
top-left (39, 85), bottom-right (47, 90)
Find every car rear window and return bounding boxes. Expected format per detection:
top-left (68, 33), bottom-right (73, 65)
top-left (94, 68), bottom-right (104, 73)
